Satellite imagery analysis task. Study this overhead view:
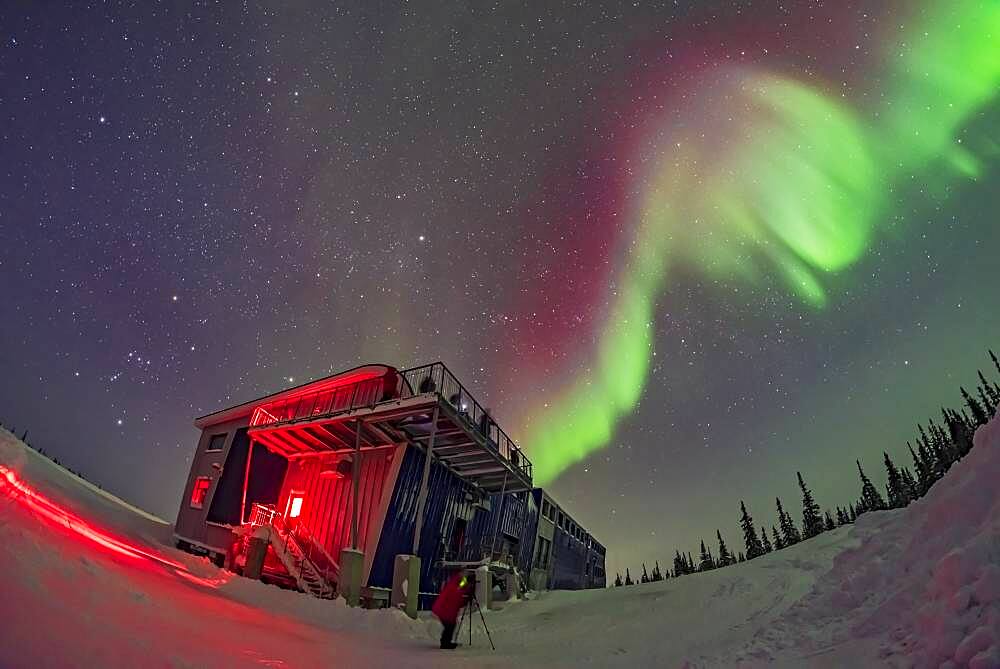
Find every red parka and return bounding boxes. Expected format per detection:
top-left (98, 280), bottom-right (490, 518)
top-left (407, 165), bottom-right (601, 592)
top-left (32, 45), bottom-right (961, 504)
top-left (432, 572), bottom-right (472, 623)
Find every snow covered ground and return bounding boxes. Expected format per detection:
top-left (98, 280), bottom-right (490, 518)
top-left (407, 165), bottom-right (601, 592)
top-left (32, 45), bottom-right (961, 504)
top-left (1, 417), bottom-right (998, 668)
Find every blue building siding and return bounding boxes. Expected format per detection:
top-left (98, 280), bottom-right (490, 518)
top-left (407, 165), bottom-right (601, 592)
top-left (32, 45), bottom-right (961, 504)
top-left (369, 445), bottom-right (477, 594)
top-left (369, 444), bottom-right (605, 606)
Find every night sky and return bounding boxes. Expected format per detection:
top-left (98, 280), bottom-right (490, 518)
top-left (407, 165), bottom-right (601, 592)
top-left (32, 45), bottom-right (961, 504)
top-left (2, 1), bottom-right (998, 580)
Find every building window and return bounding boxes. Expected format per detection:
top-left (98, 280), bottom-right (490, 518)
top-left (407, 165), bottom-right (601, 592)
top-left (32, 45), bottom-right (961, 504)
top-left (536, 537), bottom-right (551, 569)
top-left (286, 492), bottom-right (304, 519)
top-left (190, 477), bottom-right (211, 509)
top-left (206, 434), bottom-right (226, 452)
top-left (450, 518), bottom-right (467, 558)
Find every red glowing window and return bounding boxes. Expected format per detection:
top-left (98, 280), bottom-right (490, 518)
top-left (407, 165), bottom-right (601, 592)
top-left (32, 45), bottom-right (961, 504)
top-left (286, 492), bottom-right (305, 519)
top-left (190, 477), bottom-right (211, 509)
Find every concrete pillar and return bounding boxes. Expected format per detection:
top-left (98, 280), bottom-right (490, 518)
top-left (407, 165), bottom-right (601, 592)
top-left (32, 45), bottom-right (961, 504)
top-left (503, 572), bottom-right (519, 601)
top-left (475, 565), bottom-right (492, 610)
top-left (340, 547), bottom-right (364, 607)
top-left (391, 554), bottom-right (421, 619)
top-left (244, 534), bottom-right (267, 580)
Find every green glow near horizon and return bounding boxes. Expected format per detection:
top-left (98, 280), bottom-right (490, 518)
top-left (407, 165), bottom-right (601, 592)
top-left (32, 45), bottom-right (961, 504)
top-left (527, 0), bottom-right (1000, 485)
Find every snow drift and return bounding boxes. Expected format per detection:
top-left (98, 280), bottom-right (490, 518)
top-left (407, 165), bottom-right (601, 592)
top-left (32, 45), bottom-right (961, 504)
top-left (1, 412), bottom-right (998, 668)
top-left (739, 411), bottom-right (1000, 667)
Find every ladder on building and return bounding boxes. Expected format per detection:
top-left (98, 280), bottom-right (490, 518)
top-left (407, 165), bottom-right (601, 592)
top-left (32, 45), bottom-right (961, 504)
top-left (248, 504), bottom-right (340, 600)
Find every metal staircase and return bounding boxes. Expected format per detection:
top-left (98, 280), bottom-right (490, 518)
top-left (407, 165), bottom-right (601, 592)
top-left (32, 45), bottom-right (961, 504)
top-left (248, 504), bottom-right (339, 599)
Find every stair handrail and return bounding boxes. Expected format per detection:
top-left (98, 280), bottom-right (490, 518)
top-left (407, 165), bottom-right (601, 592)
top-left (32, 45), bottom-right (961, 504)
top-left (248, 503), bottom-right (336, 598)
top-left (293, 522), bottom-right (341, 584)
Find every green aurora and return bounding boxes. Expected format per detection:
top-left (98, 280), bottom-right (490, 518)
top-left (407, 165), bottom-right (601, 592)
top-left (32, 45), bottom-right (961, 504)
top-left (527, 0), bottom-right (1000, 485)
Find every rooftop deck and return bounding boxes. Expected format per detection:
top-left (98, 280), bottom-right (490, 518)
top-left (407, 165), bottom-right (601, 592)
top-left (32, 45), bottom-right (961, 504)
top-left (246, 362), bottom-right (533, 494)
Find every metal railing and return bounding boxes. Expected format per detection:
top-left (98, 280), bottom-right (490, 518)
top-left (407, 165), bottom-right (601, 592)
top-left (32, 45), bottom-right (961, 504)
top-left (246, 503), bottom-right (339, 598)
top-left (400, 362), bottom-right (532, 482)
top-left (250, 376), bottom-right (385, 427)
top-left (248, 362), bottom-right (533, 483)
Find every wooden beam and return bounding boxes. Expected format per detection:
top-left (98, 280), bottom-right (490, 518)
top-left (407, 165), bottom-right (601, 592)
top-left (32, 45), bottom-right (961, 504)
top-left (292, 427), bottom-right (331, 451)
top-left (254, 431), bottom-right (294, 458)
top-left (440, 453), bottom-right (497, 466)
top-left (454, 465), bottom-right (507, 477)
top-left (279, 430), bottom-right (322, 453)
top-left (406, 427), bottom-right (466, 441)
top-left (363, 421), bottom-right (395, 446)
top-left (315, 423), bottom-right (352, 449)
top-left (427, 442), bottom-right (477, 455)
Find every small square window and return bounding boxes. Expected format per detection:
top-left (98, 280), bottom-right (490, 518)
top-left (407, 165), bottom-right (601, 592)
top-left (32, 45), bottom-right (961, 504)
top-left (190, 476), bottom-right (211, 509)
top-left (205, 434), bottom-right (226, 452)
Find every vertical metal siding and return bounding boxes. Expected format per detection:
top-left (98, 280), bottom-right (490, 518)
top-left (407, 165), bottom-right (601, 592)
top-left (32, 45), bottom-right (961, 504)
top-left (369, 444), bottom-right (477, 594)
top-left (277, 449), bottom-right (395, 564)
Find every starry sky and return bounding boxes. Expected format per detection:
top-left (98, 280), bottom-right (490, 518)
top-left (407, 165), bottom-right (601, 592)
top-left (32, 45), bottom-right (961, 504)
top-left (2, 1), bottom-right (998, 580)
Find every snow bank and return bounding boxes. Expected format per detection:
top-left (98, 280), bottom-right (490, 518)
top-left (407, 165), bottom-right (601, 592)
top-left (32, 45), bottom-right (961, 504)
top-left (2, 413), bottom-right (998, 668)
top-left (0, 429), bottom-right (434, 668)
top-left (736, 414), bottom-right (1000, 667)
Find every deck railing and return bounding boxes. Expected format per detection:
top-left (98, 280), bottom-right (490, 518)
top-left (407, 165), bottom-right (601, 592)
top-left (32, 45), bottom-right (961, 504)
top-left (248, 361), bottom-right (533, 484)
top-left (400, 362), bottom-right (532, 483)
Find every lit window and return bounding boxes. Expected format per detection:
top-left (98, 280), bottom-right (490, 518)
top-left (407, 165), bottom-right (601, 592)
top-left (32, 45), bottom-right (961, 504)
top-left (190, 477), bottom-right (211, 509)
top-left (288, 495), bottom-right (303, 518)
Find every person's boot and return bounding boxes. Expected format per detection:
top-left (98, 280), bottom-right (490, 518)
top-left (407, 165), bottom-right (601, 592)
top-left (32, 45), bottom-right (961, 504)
top-left (440, 641), bottom-right (459, 650)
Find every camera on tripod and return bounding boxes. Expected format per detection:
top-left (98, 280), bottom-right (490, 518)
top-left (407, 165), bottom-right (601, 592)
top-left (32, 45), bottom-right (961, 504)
top-left (456, 569), bottom-right (495, 651)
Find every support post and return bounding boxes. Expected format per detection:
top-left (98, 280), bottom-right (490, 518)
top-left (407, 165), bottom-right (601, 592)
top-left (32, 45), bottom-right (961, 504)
top-left (351, 419), bottom-right (361, 549)
top-left (343, 419), bottom-right (365, 607)
top-left (239, 438), bottom-right (255, 525)
top-left (411, 404), bottom-right (440, 555)
top-left (490, 472), bottom-right (508, 559)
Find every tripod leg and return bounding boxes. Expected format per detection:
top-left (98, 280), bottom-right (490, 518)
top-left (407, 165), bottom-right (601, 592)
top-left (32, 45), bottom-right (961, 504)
top-left (475, 597), bottom-right (496, 651)
top-left (456, 601), bottom-right (467, 644)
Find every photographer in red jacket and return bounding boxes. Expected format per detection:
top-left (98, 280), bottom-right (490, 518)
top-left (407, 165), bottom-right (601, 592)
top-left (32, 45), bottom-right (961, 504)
top-left (432, 570), bottom-right (476, 649)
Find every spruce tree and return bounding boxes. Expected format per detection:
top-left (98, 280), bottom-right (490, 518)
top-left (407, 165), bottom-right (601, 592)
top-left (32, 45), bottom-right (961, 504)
top-left (687, 552), bottom-right (695, 575)
top-left (673, 550), bottom-right (685, 577)
top-left (771, 525), bottom-right (784, 550)
top-left (761, 526), bottom-right (773, 553)
top-left (961, 387), bottom-right (989, 426)
top-left (836, 506), bottom-right (848, 526)
top-left (946, 410), bottom-right (975, 459)
top-left (776, 497), bottom-right (801, 546)
top-left (976, 372), bottom-right (998, 414)
top-left (797, 472), bottom-right (824, 539)
top-left (739, 501), bottom-right (765, 559)
top-left (737, 552), bottom-right (746, 563)
top-left (652, 560), bottom-right (663, 581)
top-left (901, 467), bottom-right (919, 502)
top-left (823, 510), bottom-right (835, 531)
top-left (979, 369), bottom-right (999, 401)
top-left (857, 460), bottom-right (887, 511)
top-left (908, 441), bottom-right (933, 495)
top-left (624, 568), bottom-right (633, 586)
top-left (849, 503), bottom-right (857, 522)
top-left (716, 530), bottom-right (733, 567)
top-left (614, 573), bottom-right (623, 587)
top-left (641, 563), bottom-right (650, 584)
top-left (919, 423), bottom-right (947, 478)
top-left (698, 540), bottom-right (716, 572)
top-left (883, 452), bottom-right (911, 508)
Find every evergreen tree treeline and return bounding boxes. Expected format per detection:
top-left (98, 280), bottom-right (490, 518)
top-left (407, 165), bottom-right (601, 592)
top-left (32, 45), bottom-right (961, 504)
top-left (613, 350), bottom-right (1000, 587)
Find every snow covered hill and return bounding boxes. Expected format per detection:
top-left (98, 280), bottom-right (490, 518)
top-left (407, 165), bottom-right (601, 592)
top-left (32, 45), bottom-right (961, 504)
top-left (1, 417), bottom-right (998, 668)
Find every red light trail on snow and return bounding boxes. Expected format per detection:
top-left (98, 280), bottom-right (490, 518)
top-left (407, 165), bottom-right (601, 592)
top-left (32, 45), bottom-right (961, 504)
top-left (0, 464), bottom-right (184, 570)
